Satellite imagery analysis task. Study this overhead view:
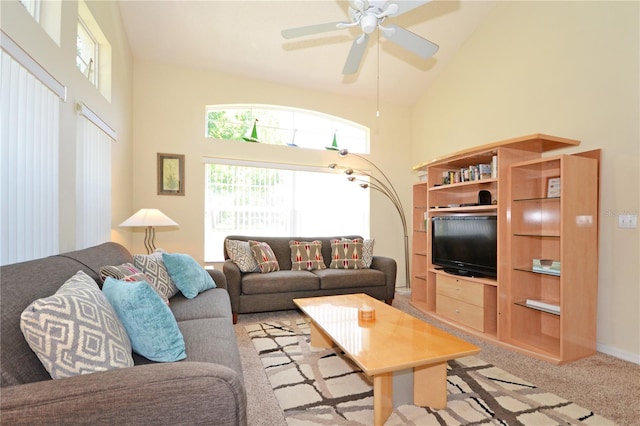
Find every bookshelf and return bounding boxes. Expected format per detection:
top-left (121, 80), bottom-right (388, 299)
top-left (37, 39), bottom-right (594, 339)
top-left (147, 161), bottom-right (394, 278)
top-left (410, 134), bottom-right (599, 363)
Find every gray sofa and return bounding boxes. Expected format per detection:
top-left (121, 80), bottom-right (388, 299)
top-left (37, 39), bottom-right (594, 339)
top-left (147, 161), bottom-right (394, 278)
top-left (0, 242), bottom-right (246, 425)
top-left (223, 235), bottom-right (397, 324)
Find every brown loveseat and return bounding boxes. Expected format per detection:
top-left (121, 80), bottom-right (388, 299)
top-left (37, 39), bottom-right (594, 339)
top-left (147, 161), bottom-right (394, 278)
top-left (223, 235), bottom-right (397, 324)
top-left (1, 242), bottom-right (246, 425)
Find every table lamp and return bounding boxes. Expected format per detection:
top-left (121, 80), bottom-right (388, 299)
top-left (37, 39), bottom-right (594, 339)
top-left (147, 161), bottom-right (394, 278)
top-left (119, 208), bottom-right (178, 254)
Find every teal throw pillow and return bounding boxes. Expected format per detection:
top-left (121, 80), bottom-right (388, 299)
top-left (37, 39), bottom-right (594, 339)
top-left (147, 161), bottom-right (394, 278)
top-left (162, 253), bottom-right (216, 299)
top-left (102, 278), bottom-right (186, 362)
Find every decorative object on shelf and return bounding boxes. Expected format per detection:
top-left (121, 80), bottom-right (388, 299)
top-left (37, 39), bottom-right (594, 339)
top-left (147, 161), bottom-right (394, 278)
top-left (119, 209), bottom-right (178, 254)
top-left (532, 258), bottom-right (560, 275)
top-left (242, 119), bottom-right (260, 142)
top-left (287, 129), bottom-right (299, 147)
top-left (547, 176), bottom-right (561, 198)
top-left (328, 148), bottom-right (410, 288)
top-left (157, 153), bottom-right (185, 196)
top-left (325, 131), bottom-right (339, 151)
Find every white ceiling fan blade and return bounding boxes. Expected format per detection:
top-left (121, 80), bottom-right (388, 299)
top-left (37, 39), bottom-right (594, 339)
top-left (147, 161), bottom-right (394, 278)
top-left (384, 0), bottom-right (431, 17)
top-left (281, 21), bottom-right (348, 39)
top-left (383, 24), bottom-right (438, 59)
top-left (342, 34), bottom-right (370, 75)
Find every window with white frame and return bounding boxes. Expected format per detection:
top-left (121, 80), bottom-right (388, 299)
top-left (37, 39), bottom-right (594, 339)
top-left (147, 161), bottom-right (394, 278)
top-left (204, 161), bottom-right (370, 262)
top-left (76, 17), bottom-right (97, 86)
top-left (206, 104), bottom-right (369, 154)
top-left (20, 0), bottom-right (40, 21)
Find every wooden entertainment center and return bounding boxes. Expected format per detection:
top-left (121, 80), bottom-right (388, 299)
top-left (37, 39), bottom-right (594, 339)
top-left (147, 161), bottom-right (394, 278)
top-left (411, 134), bottom-right (600, 364)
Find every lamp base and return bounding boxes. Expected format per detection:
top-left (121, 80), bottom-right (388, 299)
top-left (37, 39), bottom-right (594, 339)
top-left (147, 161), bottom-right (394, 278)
top-left (144, 227), bottom-right (157, 254)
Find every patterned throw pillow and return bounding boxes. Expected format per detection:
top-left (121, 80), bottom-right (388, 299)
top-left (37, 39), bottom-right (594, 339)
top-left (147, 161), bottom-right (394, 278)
top-left (99, 263), bottom-right (170, 305)
top-left (133, 251), bottom-right (179, 300)
top-left (249, 240), bottom-right (280, 273)
top-left (226, 239), bottom-right (260, 272)
top-left (290, 240), bottom-right (326, 271)
top-left (362, 238), bottom-right (375, 268)
top-left (20, 271), bottom-right (133, 379)
top-left (330, 238), bottom-right (366, 269)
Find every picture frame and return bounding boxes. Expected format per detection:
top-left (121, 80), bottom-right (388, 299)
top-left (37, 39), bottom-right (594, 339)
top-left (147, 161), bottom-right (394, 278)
top-left (546, 176), bottom-right (561, 198)
top-left (157, 153), bottom-right (185, 196)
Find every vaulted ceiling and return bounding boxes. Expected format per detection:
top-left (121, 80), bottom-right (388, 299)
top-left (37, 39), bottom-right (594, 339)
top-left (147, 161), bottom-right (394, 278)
top-left (117, 1), bottom-right (496, 105)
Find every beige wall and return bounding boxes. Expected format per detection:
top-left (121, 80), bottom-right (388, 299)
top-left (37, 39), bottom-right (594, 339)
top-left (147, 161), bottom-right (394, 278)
top-left (1, 0), bottom-right (134, 252)
top-left (411, 1), bottom-right (639, 362)
top-left (131, 61), bottom-right (414, 285)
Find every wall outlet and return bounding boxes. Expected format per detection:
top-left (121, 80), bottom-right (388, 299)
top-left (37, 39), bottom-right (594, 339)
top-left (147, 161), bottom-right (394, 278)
top-left (618, 214), bottom-right (638, 229)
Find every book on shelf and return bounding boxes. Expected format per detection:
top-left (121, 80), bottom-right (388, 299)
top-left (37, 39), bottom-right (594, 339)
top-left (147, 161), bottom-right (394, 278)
top-left (478, 163), bottom-right (492, 179)
top-left (525, 299), bottom-right (560, 314)
top-left (491, 155), bottom-right (498, 178)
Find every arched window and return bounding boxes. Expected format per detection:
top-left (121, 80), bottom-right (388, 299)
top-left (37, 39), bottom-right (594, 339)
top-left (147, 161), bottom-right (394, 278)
top-left (203, 105), bottom-right (371, 262)
top-left (206, 104), bottom-right (369, 154)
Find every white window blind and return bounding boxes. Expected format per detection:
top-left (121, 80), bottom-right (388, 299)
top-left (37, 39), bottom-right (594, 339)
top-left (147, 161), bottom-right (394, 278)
top-left (76, 114), bottom-right (112, 249)
top-left (1, 49), bottom-right (60, 265)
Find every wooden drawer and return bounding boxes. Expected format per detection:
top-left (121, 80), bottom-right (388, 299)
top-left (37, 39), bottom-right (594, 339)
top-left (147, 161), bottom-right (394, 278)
top-left (436, 275), bottom-right (484, 307)
top-left (436, 294), bottom-right (485, 332)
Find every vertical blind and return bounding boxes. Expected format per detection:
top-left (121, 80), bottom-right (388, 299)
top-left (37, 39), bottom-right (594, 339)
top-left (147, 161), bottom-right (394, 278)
top-left (0, 49), bottom-right (60, 265)
top-left (75, 115), bottom-right (112, 249)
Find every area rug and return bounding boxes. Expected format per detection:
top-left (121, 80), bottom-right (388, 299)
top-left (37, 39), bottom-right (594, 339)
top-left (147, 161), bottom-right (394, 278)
top-left (245, 319), bottom-right (613, 426)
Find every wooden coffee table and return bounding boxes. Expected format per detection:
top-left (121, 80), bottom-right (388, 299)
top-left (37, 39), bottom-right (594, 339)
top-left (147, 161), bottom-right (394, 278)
top-left (293, 293), bottom-right (480, 426)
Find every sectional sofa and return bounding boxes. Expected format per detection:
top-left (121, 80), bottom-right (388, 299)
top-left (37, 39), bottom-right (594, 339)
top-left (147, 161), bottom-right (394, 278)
top-left (0, 242), bottom-right (246, 425)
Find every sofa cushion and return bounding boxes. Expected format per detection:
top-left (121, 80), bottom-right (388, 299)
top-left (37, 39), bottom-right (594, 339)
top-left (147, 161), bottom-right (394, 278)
top-left (249, 241), bottom-right (280, 273)
top-left (133, 251), bottom-right (180, 299)
top-left (103, 277), bottom-right (187, 362)
top-left (330, 238), bottom-right (366, 269)
top-left (171, 288), bottom-right (232, 322)
top-left (177, 318), bottom-right (244, 378)
top-left (162, 253), bottom-right (216, 299)
top-left (225, 239), bottom-right (260, 272)
top-left (99, 263), bottom-right (170, 305)
top-left (313, 268), bottom-right (387, 289)
top-left (242, 271), bottom-right (319, 294)
top-left (20, 271), bottom-right (134, 379)
top-left (289, 240), bottom-right (326, 271)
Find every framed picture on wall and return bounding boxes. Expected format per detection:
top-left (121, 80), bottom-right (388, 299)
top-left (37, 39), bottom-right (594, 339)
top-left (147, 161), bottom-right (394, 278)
top-left (157, 153), bottom-right (185, 196)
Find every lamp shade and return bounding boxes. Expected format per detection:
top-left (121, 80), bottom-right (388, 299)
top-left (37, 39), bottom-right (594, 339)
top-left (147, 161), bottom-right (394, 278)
top-left (119, 209), bottom-right (178, 228)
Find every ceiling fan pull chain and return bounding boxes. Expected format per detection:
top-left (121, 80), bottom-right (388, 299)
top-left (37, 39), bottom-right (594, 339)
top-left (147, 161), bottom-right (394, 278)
top-left (376, 30), bottom-right (380, 118)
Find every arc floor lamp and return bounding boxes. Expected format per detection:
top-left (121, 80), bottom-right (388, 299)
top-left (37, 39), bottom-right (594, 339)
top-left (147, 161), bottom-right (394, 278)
top-left (329, 149), bottom-right (410, 288)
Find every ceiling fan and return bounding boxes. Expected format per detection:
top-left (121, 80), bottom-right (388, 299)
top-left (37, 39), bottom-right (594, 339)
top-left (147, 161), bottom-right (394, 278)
top-left (281, 0), bottom-right (439, 75)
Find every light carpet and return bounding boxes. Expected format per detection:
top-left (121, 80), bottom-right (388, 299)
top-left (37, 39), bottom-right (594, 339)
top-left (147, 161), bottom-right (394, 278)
top-left (245, 318), bottom-right (614, 425)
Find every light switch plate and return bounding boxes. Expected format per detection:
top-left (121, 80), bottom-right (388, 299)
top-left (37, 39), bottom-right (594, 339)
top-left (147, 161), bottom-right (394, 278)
top-left (618, 214), bottom-right (638, 229)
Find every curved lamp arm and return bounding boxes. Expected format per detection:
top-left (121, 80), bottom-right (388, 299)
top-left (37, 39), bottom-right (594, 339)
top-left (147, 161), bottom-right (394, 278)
top-left (337, 153), bottom-right (411, 288)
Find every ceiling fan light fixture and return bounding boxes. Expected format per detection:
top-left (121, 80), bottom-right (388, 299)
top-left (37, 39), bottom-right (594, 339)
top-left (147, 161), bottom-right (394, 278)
top-left (360, 14), bottom-right (378, 34)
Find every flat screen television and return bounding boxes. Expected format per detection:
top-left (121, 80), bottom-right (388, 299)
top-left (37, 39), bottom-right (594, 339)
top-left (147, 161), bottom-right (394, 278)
top-left (431, 215), bottom-right (497, 278)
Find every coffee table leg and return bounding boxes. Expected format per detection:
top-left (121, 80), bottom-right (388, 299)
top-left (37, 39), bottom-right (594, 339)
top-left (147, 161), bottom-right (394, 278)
top-left (309, 321), bottom-right (333, 348)
top-left (373, 372), bottom-right (393, 426)
top-left (414, 362), bottom-right (447, 409)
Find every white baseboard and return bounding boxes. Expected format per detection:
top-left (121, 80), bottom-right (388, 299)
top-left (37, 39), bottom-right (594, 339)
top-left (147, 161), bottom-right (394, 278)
top-left (597, 343), bottom-right (640, 365)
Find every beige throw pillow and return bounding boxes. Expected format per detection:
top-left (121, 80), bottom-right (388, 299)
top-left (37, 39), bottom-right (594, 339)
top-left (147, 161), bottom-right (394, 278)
top-left (290, 240), bottom-right (326, 271)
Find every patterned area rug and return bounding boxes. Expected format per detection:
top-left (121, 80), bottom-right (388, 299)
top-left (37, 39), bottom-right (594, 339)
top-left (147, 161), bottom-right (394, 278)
top-left (245, 319), bottom-right (613, 426)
